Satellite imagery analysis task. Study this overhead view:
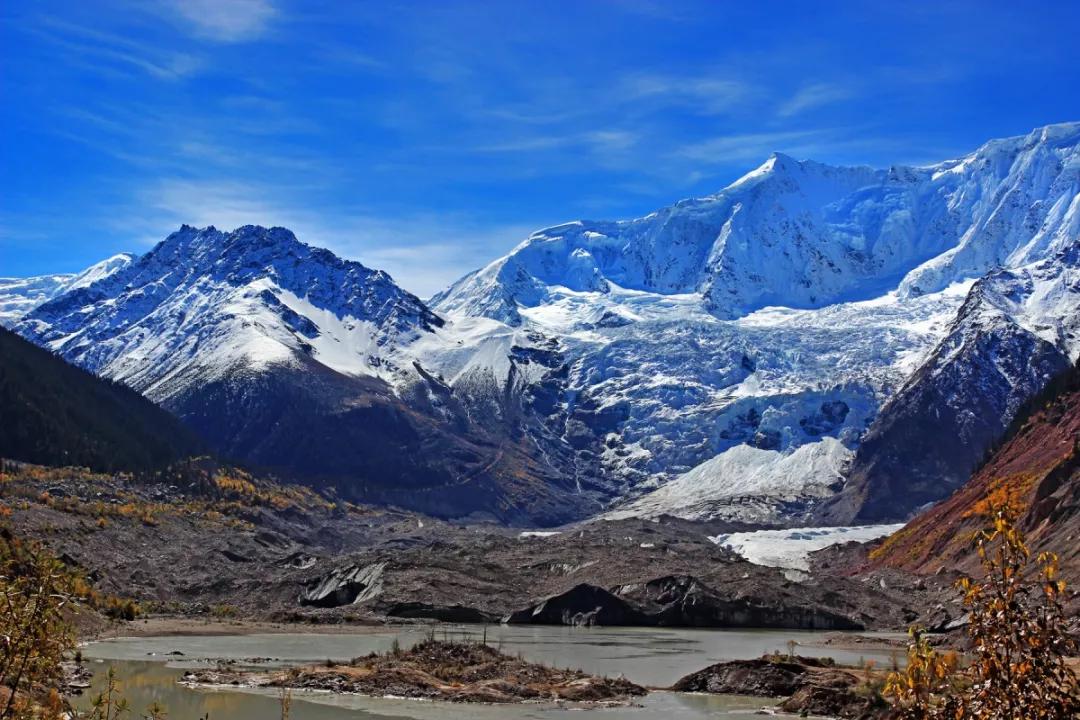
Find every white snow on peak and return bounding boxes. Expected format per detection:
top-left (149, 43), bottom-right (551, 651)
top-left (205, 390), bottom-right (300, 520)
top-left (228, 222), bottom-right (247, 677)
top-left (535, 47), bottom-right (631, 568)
top-left (15, 226), bottom-right (440, 401)
top-left (435, 122), bottom-right (1080, 325)
top-left (66, 253), bottom-right (137, 291)
top-left (0, 253), bottom-right (135, 327)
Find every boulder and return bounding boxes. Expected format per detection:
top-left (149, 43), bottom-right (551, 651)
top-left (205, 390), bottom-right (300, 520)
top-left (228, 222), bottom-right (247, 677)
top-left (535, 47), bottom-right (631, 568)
top-left (617, 575), bottom-right (864, 630)
top-left (779, 680), bottom-right (878, 719)
top-left (503, 583), bottom-right (646, 626)
top-left (672, 658), bottom-right (807, 696)
top-left (299, 561), bottom-right (385, 608)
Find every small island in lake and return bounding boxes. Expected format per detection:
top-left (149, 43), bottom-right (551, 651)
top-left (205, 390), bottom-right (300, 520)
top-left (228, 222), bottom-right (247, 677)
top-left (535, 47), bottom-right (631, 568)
top-left (673, 653), bottom-right (892, 719)
top-left (183, 638), bottom-right (647, 705)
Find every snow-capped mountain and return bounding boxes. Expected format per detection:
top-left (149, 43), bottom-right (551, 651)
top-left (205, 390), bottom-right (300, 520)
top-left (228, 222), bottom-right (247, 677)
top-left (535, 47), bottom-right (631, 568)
top-left (18, 225), bottom-right (440, 400)
top-left (16, 225), bottom-right (582, 524)
top-left (11, 123), bottom-right (1080, 526)
top-left (0, 253), bottom-right (134, 327)
top-left (433, 122), bottom-right (1080, 524)
top-left (821, 243), bottom-right (1080, 524)
top-left (437, 123), bottom-right (1079, 321)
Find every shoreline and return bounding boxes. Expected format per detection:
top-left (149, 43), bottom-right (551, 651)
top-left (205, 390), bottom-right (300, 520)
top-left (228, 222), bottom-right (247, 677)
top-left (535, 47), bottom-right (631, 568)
top-left (82, 615), bottom-right (918, 656)
top-left (82, 615), bottom-right (404, 641)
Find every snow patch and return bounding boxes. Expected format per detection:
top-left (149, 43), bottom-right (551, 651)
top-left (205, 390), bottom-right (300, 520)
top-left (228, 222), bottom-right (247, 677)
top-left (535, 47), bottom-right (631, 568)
top-left (710, 524), bottom-right (905, 571)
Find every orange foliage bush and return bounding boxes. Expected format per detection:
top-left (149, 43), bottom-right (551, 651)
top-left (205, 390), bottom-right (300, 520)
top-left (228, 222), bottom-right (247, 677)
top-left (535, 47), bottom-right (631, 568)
top-left (884, 509), bottom-right (1079, 719)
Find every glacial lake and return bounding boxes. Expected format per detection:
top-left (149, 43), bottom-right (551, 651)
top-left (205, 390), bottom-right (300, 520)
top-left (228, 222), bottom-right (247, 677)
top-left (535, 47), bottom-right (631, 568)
top-left (76, 625), bottom-right (906, 719)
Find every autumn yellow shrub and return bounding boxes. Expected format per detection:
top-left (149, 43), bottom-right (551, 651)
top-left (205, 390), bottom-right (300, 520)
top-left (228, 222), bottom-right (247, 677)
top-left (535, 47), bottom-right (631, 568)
top-left (884, 508), bottom-right (1079, 719)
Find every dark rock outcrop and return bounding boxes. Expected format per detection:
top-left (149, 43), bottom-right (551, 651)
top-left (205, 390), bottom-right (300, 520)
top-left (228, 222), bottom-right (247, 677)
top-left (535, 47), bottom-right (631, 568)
top-left (672, 658), bottom-right (808, 696)
top-left (299, 562), bottom-right (385, 608)
top-left (674, 657), bottom-right (886, 719)
top-left (504, 584), bottom-right (646, 626)
top-left (382, 602), bottom-right (499, 624)
top-left (617, 575), bottom-right (864, 630)
top-left (505, 575), bottom-right (863, 630)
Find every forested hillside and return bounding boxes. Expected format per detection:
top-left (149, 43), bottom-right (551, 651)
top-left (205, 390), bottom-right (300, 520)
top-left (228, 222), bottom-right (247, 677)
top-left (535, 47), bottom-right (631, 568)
top-left (0, 327), bottom-right (201, 471)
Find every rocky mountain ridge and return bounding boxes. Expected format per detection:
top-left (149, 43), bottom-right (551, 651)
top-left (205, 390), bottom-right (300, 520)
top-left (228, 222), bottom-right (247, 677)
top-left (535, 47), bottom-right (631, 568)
top-left (6, 123), bottom-right (1079, 525)
top-left (863, 358), bottom-right (1080, 586)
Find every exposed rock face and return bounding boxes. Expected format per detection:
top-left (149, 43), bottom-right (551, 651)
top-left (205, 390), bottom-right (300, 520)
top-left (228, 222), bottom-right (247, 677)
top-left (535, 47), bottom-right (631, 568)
top-left (504, 584), bottom-right (646, 626)
top-left (379, 602), bottom-right (499, 623)
top-left (672, 657), bottom-right (808, 696)
top-left (615, 575), bottom-right (863, 630)
top-left (504, 575), bottom-right (863, 630)
top-left (864, 359), bottom-right (1080, 594)
top-left (300, 562), bottom-right (386, 608)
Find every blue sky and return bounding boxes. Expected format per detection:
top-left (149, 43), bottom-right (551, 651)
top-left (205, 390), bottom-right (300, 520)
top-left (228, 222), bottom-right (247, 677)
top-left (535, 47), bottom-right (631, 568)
top-left (2, 1), bottom-right (1079, 296)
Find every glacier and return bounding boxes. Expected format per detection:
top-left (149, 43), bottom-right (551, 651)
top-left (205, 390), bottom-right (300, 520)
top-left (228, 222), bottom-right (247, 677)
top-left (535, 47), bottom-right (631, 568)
top-left (8, 122), bottom-right (1080, 526)
top-left (710, 524), bottom-right (905, 572)
top-left (430, 122), bottom-right (1080, 523)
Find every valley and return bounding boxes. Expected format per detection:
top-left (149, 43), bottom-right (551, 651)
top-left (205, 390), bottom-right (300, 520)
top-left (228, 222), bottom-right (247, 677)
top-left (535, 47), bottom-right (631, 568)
top-left (2, 123), bottom-right (1078, 718)
top-left (5, 2), bottom-right (1080, 715)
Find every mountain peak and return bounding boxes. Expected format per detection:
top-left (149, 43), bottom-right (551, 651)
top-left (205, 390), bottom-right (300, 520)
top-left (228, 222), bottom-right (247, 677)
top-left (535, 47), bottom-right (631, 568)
top-left (436, 125), bottom-right (1080, 323)
top-left (161, 223), bottom-right (301, 254)
top-left (17, 224), bottom-right (444, 396)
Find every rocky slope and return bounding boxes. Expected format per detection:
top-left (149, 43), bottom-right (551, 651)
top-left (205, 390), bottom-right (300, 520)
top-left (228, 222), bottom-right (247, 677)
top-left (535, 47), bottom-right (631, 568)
top-left (864, 359), bottom-right (1080, 585)
top-left (1, 462), bottom-right (947, 631)
top-left (821, 248), bottom-right (1079, 523)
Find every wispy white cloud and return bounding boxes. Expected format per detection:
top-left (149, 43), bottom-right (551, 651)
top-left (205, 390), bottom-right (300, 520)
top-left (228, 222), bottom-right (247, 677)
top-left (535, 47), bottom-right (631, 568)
top-left (30, 18), bottom-right (202, 80)
top-left (777, 82), bottom-right (854, 118)
top-left (162, 0), bottom-right (277, 42)
top-left (472, 129), bottom-right (640, 161)
top-left (673, 128), bottom-right (947, 171)
top-left (621, 72), bottom-right (753, 115)
top-left (675, 129), bottom-right (844, 164)
top-left (314, 44), bottom-right (386, 71)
